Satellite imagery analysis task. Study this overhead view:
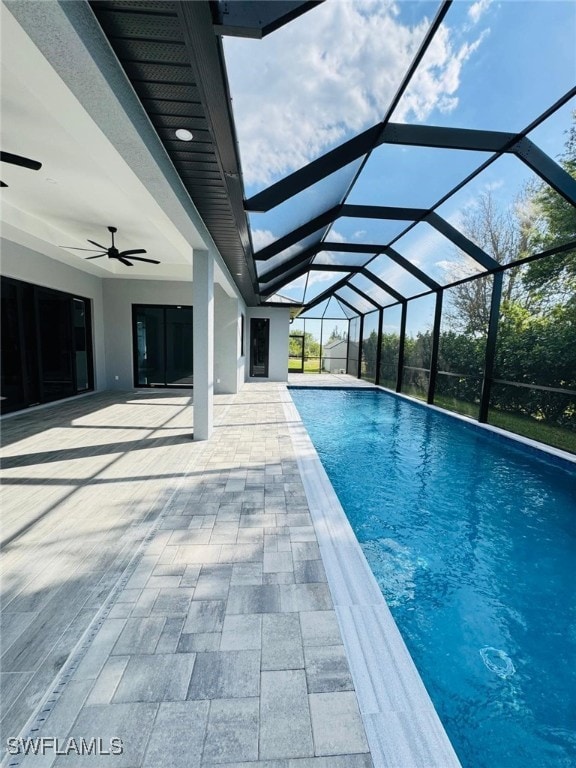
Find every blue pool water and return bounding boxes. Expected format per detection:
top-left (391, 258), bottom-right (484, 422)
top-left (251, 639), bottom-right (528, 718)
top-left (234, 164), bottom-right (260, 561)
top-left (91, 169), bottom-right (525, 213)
top-left (290, 387), bottom-right (576, 768)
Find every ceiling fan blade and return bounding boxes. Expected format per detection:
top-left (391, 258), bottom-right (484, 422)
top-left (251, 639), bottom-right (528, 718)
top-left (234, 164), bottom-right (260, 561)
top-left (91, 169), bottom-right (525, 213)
top-left (1, 180), bottom-right (7, 188)
top-left (87, 239), bottom-right (107, 249)
top-left (84, 254), bottom-right (107, 260)
top-left (125, 256), bottom-right (161, 264)
top-left (0, 151), bottom-right (42, 171)
top-left (118, 249), bottom-right (147, 257)
top-left (61, 246), bottom-right (106, 252)
top-left (117, 257), bottom-right (134, 266)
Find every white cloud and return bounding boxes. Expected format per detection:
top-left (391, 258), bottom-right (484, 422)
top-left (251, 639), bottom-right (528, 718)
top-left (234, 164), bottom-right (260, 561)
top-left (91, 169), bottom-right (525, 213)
top-left (314, 250), bottom-right (339, 265)
top-left (251, 228), bottom-right (276, 250)
top-left (397, 27), bottom-right (490, 122)
top-left (468, 0), bottom-right (492, 25)
top-left (327, 227), bottom-right (347, 243)
top-left (307, 270), bottom-right (341, 286)
top-left (371, 258), bottom-right (424, 295)
top-left (396, 226), bottom-right (444, 266)
top-left (435, 257), bottom-right (482, 281)
top-left (285, 275), bottom-right (308, 290)
top-left (225, 1), bottom-right (490, 188)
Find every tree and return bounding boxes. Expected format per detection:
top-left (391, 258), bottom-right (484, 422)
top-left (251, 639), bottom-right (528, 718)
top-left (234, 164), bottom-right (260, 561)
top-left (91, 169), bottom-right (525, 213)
top-left (327, 325), bottom-right (344, 343)
top-left (445, 190), bottom-right (532, 335)
top-left (289, 330), bottom-right (319, 358)
top-left (361, 330), bottom-right (378, 380)
top-left (523, 113), bottom-right (576, 307)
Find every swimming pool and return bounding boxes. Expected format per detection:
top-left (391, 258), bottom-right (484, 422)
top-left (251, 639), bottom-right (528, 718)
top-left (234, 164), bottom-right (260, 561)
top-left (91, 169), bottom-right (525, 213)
top-left (289, 387), bottom-right (576, 768)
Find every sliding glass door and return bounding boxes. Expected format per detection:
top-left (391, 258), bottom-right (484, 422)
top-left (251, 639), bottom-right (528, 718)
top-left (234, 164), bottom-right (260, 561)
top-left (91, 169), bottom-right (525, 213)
top-left (37, 288), bottom-right (75, 401)
top-left (133, 305), bottom-right (193, 388)
top-left (1, 279), bottom-right (26, 412)
top-left (0, 277), bottom-right (93, 414)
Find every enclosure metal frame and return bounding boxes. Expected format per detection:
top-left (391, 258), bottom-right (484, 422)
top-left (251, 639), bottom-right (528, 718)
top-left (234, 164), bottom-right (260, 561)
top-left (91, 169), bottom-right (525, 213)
top-left (91, 0), bottom-right (576, 428)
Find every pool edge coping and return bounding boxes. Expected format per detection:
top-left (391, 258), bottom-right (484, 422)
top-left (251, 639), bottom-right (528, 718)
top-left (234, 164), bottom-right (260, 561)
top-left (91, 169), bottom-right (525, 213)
top-left (281, 385), bottom-right (463, 768)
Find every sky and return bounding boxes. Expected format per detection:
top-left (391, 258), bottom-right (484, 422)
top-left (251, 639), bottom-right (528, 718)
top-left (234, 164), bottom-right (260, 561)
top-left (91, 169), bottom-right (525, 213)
top-left (223, 0), bottom-right (576, 321)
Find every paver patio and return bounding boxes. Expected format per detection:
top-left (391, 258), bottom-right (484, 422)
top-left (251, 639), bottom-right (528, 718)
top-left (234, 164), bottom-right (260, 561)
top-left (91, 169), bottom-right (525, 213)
top-left (1, 381), bottom-right (373, 767)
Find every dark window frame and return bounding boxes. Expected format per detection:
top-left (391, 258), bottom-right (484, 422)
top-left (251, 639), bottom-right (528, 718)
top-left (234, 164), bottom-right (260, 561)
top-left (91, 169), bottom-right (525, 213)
top-left (0, 276), bottom-right (94, 414)
top-left (132, 303), bottom-right (194, 389)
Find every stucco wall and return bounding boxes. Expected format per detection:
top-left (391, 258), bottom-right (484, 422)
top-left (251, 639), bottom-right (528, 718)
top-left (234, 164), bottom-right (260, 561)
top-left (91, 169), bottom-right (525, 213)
top-left (246, 307), bottom-right (290, 382)
top-left (103, 278), bottom-right (246, 393)
top-left (102, 278), bottom-right (196, 390)
top-left (214, 285), bottom-right (245, 394)
top-left (1, 238), bottom-right (278, 396)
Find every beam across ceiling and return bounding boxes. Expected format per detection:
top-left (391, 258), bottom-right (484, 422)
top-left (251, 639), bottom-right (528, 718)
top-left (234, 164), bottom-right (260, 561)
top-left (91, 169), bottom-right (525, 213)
top-left (358, 269), bottom-right (405, 303)
top-left (254, 204), bottom-right (498, 271)
top-left (346, 284), bottom-right (381, 310)
top-left (245, 123), bottom-right (576, 213)
top-left (261, 258), bottom-right (407, 308)
top-left (253, 205), bottom-right (340, 261)
top-left (246, 123), bottom-right (516, 212)
top-left (260, 265), bottom-right (352, 300)
top-left (512, 137), bottom-right (576, 206)
top-left (333, 293), bottom-right (365, 316)
top-left (258, 241), bottom-right (440, 289)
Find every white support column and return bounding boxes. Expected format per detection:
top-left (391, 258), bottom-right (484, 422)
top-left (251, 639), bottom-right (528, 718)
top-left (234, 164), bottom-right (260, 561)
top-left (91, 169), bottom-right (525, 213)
top-left (193, 249), bottom-right (214, 440)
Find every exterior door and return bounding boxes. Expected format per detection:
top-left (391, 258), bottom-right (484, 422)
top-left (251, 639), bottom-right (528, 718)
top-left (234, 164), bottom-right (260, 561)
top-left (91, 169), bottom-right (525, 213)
top-left (133, 305), bottom-right (193, 387)
top-left (250, 318), bottom-right (269, 377)
top-left (288, 334), bottom-right (305, 373)
top-left (1, 277), bottom-right (93, 414)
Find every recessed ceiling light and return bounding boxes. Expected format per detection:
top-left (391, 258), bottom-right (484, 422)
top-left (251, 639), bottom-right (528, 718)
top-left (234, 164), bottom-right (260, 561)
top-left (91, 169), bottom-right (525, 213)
top-left (175, 128), bottom-right (194, 142)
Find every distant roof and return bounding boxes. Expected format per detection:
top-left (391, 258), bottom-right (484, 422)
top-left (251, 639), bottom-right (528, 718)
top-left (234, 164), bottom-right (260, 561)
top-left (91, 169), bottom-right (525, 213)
top-left (323, 338), bottom-right (347, 350)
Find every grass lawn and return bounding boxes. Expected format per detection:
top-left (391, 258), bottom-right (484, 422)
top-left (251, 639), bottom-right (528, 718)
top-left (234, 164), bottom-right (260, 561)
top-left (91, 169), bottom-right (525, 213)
top-left (433, 394), bottom-right (576, 454)
top-left (304, 358), bottom-right (322, 373)
top-left (487, 409), bottom-right (576, 454)
top-left (288, 357), bottom-right (323, 373)
top-left (375, 387), bottom-right (576, 454)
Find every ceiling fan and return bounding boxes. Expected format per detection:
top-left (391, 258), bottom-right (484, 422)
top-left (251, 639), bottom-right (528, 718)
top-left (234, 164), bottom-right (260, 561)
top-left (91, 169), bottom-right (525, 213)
top-left (62, 226), bottom-right (160, 267)
top-left (1, 150), bottom-right (42, 188)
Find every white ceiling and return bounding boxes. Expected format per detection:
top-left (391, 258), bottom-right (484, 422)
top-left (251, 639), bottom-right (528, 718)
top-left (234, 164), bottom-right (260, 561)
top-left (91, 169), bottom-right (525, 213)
top-left (0, 4), bottom-right (210, 283)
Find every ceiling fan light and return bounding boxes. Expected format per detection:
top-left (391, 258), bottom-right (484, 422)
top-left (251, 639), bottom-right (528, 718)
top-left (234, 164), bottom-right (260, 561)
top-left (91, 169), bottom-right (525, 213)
top-left (175, 128), bottom-right (194, 142)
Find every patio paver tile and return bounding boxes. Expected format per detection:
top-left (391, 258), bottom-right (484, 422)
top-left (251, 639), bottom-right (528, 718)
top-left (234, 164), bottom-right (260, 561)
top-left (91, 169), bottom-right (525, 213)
top-left (299, 612), bottom-right (341, 647)
top-left (142, 700), bottom-right (209, 768)
top-left (261, 613), bottom-right (304, 671)
top-left (308, 691), bottom-right (369, 756)
top-left (187, 650), bottom-right (261, 699)
top-left (220, 614), bottom-right (262, 651)
top-left (259, 670), bottom-right (313, 760)
top-left (226, 585), bottom-right (281, 614)
top-left (112, 617), bottom-right (165, 656)
top-left (304, 645), bottom-right (354, 693)
top-left (113, 652), bottom-right (196, 702)
top-left (193, 564), bottom-right (233, 600)
top-left (151, 588), bottom-right (194, 615)
top-left (1, 384), bottom-right (373, 768)
top-left (55, 702), bottom-right (158, 767)
top-left (279, 584), bottom-right (332, 613)
top-left (202, 697), bottom-right (259, 764)
top-left (183, 600), bottom-right (226, 634)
